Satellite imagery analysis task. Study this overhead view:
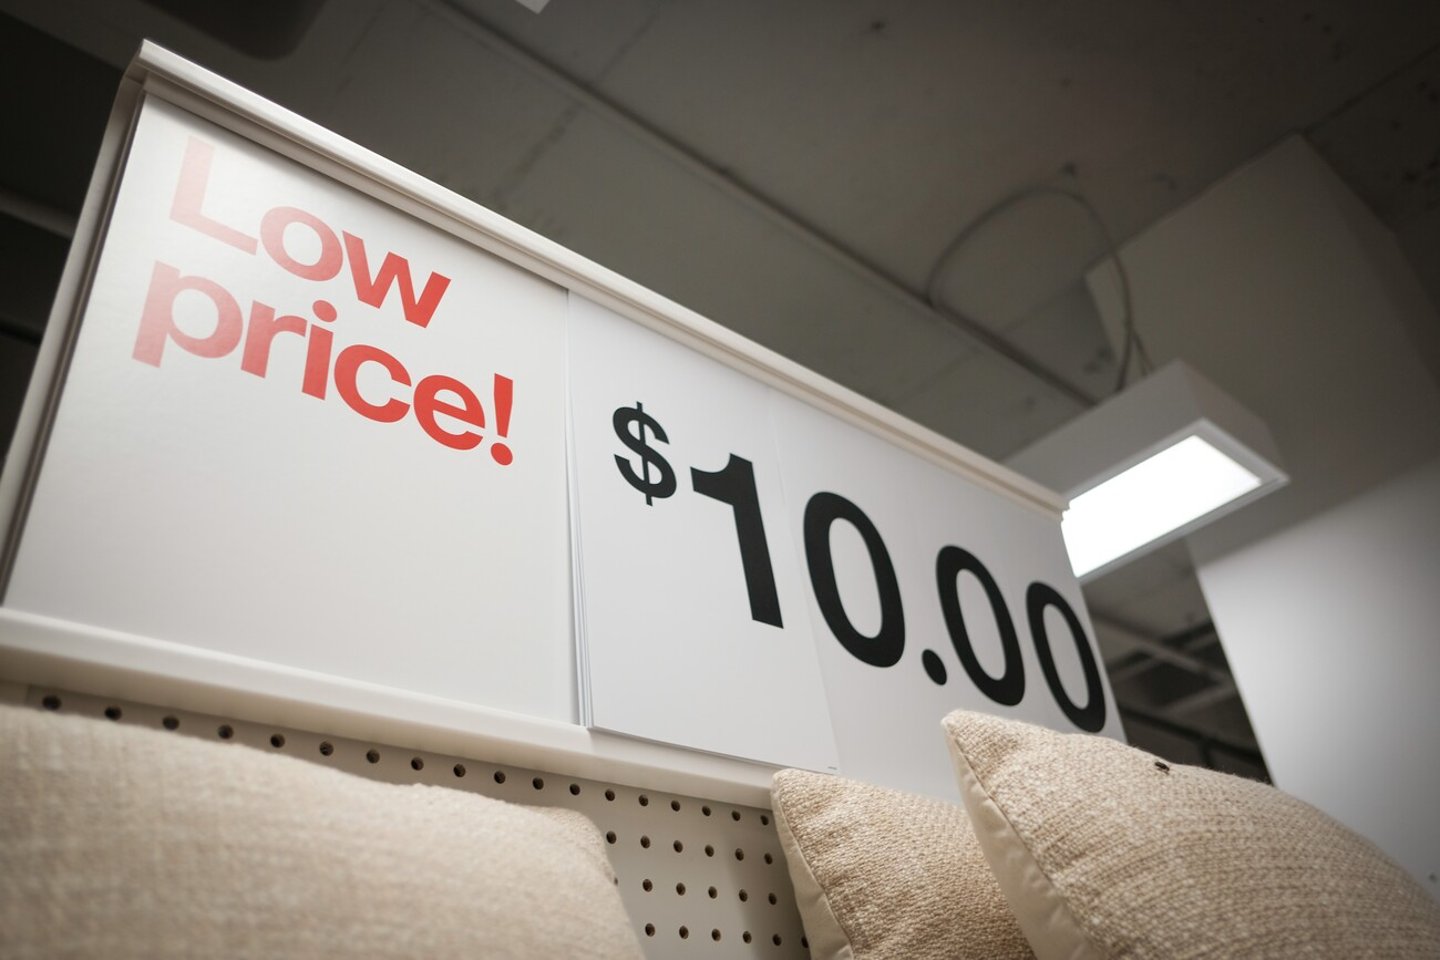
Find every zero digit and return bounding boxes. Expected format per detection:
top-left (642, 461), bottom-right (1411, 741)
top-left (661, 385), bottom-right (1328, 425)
top-left (935, 546), bottom-right (1025, 705)
top-left (803, 492), bottom-right (905, 667)
top-left (1026, 582), bottom-right (1107, 732)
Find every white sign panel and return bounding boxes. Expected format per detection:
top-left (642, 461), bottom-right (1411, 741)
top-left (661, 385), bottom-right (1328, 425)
top-left (5, 98), bottom-right (577, 722)
top-left (568, 296), bottom-right (840, 770)
top-left (771, 400), bottom-right (1119, 798)
top-left (569, 297), bottom-right (1121, 795)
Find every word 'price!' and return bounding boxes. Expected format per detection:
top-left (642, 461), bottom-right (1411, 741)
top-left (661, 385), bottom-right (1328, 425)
top-left (609, 401), bottom-right (1107, 732)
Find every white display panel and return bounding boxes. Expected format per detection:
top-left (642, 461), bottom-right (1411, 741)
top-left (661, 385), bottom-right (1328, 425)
top-left (569, 298), bottom-right (1121, 793)
top-left (772, 399), bottom-right (1120, 797)
top-left (568, 296), bottom-right (840, 770)
top-left (5, 98), bottom-right (577, 722)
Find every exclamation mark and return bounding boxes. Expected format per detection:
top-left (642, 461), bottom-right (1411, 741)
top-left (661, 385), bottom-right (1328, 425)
top-left (490, 374), bottom-right (514, 465)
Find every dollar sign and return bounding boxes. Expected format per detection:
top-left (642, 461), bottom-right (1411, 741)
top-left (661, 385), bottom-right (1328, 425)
top-left (612, 402), bottom-right (677, 505)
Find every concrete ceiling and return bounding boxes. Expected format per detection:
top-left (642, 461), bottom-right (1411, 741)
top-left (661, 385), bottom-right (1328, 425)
top-left (2, 0), bottom-right (1437, 770)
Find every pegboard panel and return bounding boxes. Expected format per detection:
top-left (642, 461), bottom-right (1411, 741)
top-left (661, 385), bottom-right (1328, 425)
top-left (21, 687), bottom-right (812, 959)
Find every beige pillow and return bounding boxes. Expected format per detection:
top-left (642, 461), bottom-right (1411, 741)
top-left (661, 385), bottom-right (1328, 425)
top-left (943, 709), bottom-right (1440, 960)
top-left (0, 703), bottom-right (643, 960)
top-left (771, 767), bottom-right (1034, 960)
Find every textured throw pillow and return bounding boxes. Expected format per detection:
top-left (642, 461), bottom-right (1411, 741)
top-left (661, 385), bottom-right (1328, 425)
top-left (771, 767), bottom-right (1034, 960)
top-left (943, 709), bottom-right (1440, 960)
top-left (0, 704), bottom-right (643, 960)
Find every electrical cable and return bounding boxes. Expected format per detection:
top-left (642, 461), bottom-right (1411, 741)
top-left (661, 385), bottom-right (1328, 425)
top-left (923, 184), bottom-right (1151, 395)
top-left (426, 0), bottom-right (1099, 409)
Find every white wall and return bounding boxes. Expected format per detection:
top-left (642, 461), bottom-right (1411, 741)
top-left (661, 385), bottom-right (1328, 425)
top-left (1196, 455), bottom-right (1440, 892)
top-left (1086, 135), bottom-right (1440, 894)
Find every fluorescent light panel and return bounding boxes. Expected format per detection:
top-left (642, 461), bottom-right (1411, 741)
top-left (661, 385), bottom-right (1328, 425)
top-left (1061, 435), bottom-right (1262, 577)
top-left (1006, 362), bottom-right (1286, 581)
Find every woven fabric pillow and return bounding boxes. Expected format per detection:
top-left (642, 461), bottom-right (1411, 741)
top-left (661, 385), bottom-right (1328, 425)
top-left (772, 768), bottom-right (1034, 960)
top-left (0, 703), bottom-right (643, 960)
top-left (943, 709), bottom-right (1440, 960)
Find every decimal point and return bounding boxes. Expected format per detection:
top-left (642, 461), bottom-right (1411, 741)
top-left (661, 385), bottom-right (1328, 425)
top-left (490, 442), bottom-right (514, 465)
top-left (921, 648), bottom-right (947, 685)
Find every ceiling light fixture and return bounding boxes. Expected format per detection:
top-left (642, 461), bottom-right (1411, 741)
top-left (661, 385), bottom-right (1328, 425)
top-left (1007, 362), bottom-right (1287, 581)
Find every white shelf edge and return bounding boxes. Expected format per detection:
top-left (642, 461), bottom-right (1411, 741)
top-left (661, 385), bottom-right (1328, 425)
top-left (0, 608), bottom-right (780, 806)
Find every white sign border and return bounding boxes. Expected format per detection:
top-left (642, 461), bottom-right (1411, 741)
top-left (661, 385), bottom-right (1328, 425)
top-left (0, 42), bottom-right (1075, 805)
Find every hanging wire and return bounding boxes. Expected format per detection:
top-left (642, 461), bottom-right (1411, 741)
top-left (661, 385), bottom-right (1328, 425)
top-left (923, 184), bottom-right (1152, 394)
top-left (426, 0), bottom-right (1102, 409)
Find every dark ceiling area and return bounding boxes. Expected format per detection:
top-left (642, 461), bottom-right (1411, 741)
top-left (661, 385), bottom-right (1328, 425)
top-left (0, 15), bottom-right (116, 338)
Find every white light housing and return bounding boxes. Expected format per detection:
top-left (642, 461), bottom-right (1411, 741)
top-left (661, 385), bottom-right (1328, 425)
top-left (1007, 362), bottom-right (1287, 581)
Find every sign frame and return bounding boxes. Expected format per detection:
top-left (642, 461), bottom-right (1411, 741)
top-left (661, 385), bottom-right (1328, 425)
top-left (0, 43), bottom-right (1089, 806)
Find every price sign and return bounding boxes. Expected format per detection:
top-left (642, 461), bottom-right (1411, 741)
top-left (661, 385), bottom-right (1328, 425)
top-left (570, 297), bottom-right (1120, 796)
top-left (0, 49), bottom-right (1116, 802)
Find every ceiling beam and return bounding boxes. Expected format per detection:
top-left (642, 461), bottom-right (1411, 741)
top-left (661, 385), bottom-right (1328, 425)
top-left (427, 0), bottom-right (1099, 408)
top-left (0, 186), bottom-right (75, 239)
top-left (1158, 680), bottom-right (1238, 718)
top-left (1094, 613), bottom-right (1228, 684)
